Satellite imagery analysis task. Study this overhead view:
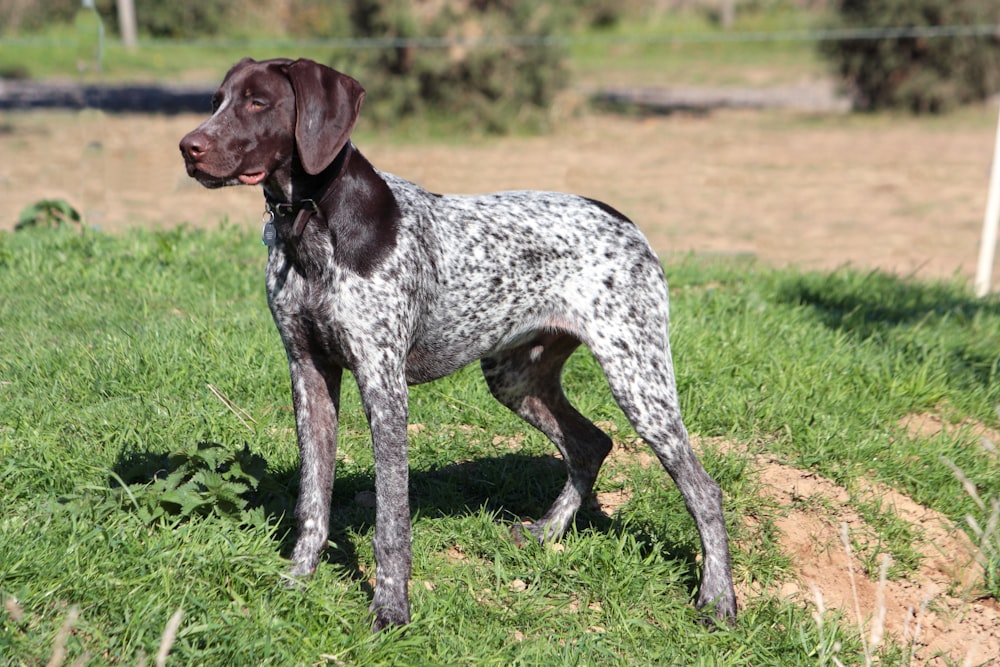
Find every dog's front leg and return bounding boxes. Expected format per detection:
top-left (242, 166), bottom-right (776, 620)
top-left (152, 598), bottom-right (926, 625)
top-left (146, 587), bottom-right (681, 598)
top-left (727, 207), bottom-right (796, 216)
top-left (355, 367), bottom-right (412, 631)
top-left (287, 358), bottom-right (343, 578)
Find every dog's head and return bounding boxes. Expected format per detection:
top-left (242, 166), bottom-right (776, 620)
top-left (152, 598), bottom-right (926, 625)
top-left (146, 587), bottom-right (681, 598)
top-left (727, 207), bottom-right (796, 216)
top-left (179, 58), bottom-right (365, 194)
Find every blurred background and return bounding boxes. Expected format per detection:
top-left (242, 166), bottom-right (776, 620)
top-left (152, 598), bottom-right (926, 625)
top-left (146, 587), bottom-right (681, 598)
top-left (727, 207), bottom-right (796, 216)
top-left (2, 0), bottom-right (1000, 283)
top-left (3, 1), bottom-right (998, 116)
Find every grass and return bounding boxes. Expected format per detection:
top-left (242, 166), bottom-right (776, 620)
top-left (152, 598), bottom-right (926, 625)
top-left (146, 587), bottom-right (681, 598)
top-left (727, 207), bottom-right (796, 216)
top-left (0, 6), bottom-right (827, 89)
top-left (0, 23), bottom-right (338, 84)
top-left (1, 224), bottom-right (998, 664)
top-left (567, 6), bottom-right (828, 89)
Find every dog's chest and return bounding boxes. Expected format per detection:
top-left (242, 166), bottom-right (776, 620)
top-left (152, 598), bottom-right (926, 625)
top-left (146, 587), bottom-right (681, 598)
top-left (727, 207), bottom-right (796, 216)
top-left (264, 244), bottom-right (359, 363)
top-left (264, 238), bottom-right (432, 370)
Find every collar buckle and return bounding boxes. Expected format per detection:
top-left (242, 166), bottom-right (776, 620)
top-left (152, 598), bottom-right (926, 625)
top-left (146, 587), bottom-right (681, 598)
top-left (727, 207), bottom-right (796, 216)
top-left (264, 198), bottom-right (322, 239)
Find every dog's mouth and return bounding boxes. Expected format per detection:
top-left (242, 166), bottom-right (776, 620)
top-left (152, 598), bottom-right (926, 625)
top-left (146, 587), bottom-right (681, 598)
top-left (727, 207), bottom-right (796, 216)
top-left (238, 171), bottom-right (267, 186)
top-left (185, 164), bottom-right (267, 188)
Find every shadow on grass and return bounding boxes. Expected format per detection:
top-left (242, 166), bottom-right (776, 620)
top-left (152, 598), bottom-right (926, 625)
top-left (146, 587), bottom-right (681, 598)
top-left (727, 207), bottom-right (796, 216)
top-left (776, 268), bottom-right (1000, 388)
top-left (111, 445), bottom-right (700, 596)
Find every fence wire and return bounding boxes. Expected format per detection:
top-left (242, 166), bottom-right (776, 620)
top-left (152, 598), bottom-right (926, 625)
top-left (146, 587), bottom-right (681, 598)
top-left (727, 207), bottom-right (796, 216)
top-left (4, 23), bottom-right (999, 51)
top-left (295, 23), bottom-right (1000, 51)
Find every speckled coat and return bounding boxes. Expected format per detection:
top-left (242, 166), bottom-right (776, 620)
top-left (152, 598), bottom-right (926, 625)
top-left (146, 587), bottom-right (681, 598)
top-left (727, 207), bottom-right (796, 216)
top-left (180, 57), bottom-right (736, 632)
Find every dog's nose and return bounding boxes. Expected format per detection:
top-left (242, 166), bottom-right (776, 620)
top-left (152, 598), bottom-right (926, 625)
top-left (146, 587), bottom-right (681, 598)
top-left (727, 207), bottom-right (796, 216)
top-left (179, 132), bottom-right (210, 161)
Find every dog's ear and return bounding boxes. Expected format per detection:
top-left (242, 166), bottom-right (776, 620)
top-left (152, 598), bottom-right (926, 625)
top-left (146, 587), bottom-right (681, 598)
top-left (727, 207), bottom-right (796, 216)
top-left (284, 59), bottom-right (365, 175)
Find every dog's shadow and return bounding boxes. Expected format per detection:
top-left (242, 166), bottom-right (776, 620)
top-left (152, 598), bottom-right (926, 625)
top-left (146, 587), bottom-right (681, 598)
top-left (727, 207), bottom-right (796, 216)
top-left (111, 446), bottom-right (699, 596)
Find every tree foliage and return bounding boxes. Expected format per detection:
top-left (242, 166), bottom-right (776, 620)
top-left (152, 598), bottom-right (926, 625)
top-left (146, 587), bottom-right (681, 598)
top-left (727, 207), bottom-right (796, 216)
top-left (821, 0), bottom-right (1000, 113)
top-left (95, 0), bottom-right (232, 39)
top-left (325, 0), bottom-right (577, 134)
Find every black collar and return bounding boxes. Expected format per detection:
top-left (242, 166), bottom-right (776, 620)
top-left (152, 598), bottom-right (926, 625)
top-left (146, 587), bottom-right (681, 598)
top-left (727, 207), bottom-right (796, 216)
top-left (263, 197), bottom-right (322, 238)
top-left (263, 143), bottom-right (353, 240)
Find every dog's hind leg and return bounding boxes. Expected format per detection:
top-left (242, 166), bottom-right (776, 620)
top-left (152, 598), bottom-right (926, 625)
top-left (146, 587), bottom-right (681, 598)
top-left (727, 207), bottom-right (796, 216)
top-left (588, 326), bottom-right (737, 622)
top-left (481, 333), bottom-right (613, 542)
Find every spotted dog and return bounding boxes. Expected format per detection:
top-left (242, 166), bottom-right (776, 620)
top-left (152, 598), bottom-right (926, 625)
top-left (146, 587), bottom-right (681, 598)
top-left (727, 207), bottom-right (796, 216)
top-left (179, 57), bottom-right (736, 631)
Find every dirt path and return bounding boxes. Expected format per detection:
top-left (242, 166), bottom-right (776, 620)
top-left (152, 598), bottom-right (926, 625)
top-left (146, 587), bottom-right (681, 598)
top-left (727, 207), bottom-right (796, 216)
top-left (751, 452), bottom-right (998, 665)
top-left (2, 107), bottom-right (998, 286)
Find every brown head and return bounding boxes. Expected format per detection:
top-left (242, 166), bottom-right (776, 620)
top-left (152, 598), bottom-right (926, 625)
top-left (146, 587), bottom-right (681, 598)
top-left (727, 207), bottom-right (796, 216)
top-left (178, 58), bottom-right (366, 200)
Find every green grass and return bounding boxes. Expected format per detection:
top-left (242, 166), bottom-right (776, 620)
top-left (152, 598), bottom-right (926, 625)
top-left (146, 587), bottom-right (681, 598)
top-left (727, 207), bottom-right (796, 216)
top-left (1, 225), bottom-right (998, 664)
top-left (0, 6), bottom-right (827, 89)
top-left (0, 22), bottom-right (339, 83)
top-left (567, 7), bottom-right (828, 89)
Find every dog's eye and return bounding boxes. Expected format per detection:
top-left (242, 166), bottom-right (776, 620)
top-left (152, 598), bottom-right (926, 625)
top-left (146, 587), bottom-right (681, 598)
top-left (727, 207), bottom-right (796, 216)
top-left (249, 99), bottom-right (268, 110)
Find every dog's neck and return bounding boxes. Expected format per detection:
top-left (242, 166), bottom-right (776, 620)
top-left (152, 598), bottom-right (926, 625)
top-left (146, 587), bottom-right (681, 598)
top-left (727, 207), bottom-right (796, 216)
top-left (263, 142), bottom-right (401, 277)
top-left (265, 143), bottom-right (353, 210)
top-left (263, 143), bottom-right (354, 238)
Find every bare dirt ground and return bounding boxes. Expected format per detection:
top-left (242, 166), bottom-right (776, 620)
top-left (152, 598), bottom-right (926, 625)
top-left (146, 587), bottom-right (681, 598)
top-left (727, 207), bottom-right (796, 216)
top-left (2, 108), bottom-right (999, 662)
top-left (2, 107), bottom-right (998, 285)
top-left (601, 430), bottom-right (1000, 666)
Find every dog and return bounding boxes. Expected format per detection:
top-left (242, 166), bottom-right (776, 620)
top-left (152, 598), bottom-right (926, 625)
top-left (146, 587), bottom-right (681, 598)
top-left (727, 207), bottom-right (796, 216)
top-left (179, 57), bottom-right (736, 631)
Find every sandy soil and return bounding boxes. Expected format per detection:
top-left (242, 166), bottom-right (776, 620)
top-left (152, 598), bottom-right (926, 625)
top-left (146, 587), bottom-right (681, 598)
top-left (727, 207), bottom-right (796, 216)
top-left (600, 430), bottom-right (1000, 666)
top-left (2, 107), bottom-right (998, 285)
top-left (2, 107), bottom-right (999, 661)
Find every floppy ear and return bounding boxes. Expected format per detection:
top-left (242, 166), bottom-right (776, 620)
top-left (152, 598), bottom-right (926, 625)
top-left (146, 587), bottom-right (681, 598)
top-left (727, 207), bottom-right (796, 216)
top-left (283, 59), bottom-right (366, 175)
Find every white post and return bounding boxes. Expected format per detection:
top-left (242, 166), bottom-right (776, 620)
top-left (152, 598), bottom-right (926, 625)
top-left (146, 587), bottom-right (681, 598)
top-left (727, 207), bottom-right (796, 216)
top-left (975, 105), bottom-right (1000, 297)
top-left (116, 0), bottom-right (138, 51)
top-left (720, 0), bottom-right (735, 29)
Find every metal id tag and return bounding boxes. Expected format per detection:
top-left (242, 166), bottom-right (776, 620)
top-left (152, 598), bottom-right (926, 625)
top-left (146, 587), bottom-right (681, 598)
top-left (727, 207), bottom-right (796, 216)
top-left (261, 220), bottom-right (276, 247)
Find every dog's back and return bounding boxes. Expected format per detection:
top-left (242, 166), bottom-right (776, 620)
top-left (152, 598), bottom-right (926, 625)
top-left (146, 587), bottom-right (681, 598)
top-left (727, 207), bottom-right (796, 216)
top-left (379, 172), bottom-right (671, 379)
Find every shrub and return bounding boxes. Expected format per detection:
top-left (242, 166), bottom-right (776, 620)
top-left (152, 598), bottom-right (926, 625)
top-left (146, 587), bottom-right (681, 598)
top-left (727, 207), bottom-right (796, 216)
top-left (0, 0), bottom-right (78, 34)
top-left (113, 441), bottom-right (274, 523)
top-left (327, 0), bottom-right (571, 134)
top-left (93, 0), bottom-right (232, 39)
top-left (820, 0), bottom-right (1000, 113)
top-left (16, 198), bottom-right (84, 231)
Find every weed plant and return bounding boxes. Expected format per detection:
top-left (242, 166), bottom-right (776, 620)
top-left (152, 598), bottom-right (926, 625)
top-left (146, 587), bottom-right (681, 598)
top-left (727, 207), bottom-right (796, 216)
top-left (1, 225), bottom-right (998, 664)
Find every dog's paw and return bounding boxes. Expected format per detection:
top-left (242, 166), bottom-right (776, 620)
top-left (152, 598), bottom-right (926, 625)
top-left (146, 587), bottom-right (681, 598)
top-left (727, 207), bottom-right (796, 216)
top-left (370, 603), bottom-right (410, 632)
top-left (509, 522), bottom-right (546, 548)
top-left (280, 572), bottom-right (309, 591)
top-left (695, 589), bottom-right (738, 628)
top-left (280, 560), bottom-right (317, 590)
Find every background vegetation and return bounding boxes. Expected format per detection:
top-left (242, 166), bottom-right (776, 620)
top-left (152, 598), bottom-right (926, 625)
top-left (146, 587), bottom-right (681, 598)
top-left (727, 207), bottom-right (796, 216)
top-left (821, 0), bottom-right (1000, 113)
top-left (3, 0), bottom-right (998, 123)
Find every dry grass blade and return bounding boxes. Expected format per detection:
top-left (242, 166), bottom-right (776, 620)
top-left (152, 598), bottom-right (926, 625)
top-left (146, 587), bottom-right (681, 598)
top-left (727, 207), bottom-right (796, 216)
top-left (839, 522), bottom-right (872, 667)
top-left (810, 584), bottom-right (825, 630)
top-left (901, 587), bottom-right (936, 666)
top-left (940, 456), bottom-right (986, 512)
top-left (155, 608), bottom-right (184, 667)
top-left (868, 554), bottom-right (889, 650)
top-left (4, 595), bottom-right (25, 624)
top-left (207, 383), bottom-right (257, 432)
top-left (47, 606), bottom-right (79, 667)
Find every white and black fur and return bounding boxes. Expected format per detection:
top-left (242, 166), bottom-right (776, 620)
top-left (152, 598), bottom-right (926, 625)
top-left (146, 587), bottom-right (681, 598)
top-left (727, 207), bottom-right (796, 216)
top-left (180, 57), bottom-right (736, 631)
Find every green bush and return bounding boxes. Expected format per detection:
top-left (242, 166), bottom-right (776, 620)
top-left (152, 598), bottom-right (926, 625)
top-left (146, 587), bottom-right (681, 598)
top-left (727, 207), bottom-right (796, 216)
top-left (93, 0), bottom-right (232, 39)
top-left (2, 0), bottom-right (233, 39)
top-left (16, 198), bottom-right (84, 231)
top-left (327, 0), bottom-right (572, 134)
top-left (820, 0), bottom-right (1000, 113)
top-left (0, 0), bottom-right (78, 34)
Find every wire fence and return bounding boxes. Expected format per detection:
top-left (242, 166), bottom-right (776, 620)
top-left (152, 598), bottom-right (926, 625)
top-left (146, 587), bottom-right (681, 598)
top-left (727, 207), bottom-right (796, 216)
top-left (3, 23), bottom-right (1000, 51)
top-left (285, 23), bottom-right (1000, 50)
